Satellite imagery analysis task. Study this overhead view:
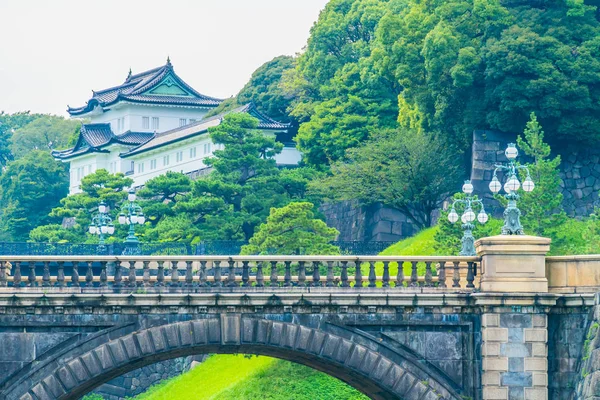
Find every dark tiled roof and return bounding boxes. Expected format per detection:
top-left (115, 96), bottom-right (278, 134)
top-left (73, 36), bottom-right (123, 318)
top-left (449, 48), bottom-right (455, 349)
top-left (121, 103), bottom-right (291, 158)
top-left (52, 123), bottom-right (153, 160)
top-left (68, 60), bottom-right (223, 116)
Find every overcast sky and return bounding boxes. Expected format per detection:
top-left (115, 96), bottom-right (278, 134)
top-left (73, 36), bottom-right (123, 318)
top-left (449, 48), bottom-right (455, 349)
top-left (0, 0), bottom-right (328, 117)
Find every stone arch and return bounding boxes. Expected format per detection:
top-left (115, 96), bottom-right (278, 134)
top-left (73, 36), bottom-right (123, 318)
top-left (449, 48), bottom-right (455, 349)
top-left (3, 316), bottom-right (462, 400)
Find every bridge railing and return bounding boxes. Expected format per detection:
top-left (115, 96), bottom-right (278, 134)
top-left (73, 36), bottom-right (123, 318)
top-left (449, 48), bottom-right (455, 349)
top-left (0, 255), bottom-right (480, 291)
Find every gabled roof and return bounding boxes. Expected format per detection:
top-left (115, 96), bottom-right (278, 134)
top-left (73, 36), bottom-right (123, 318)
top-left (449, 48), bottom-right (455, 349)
top-left (67, 59), bottom-right (223, 116)
top-left (121, 103), bottom-right (291, 158)
top-left (52, 123), bottom-right (154, 160)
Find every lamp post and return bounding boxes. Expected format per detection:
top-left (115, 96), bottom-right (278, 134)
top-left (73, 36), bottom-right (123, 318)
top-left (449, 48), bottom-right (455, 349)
top-left (88, 201), bottom-right (115, 252)
top-left (489, 143), bottom-right (535, 235)
top-left (118, 188), bottom-right (145, 255)
top-left (447, 180), bottom-right (489, 256)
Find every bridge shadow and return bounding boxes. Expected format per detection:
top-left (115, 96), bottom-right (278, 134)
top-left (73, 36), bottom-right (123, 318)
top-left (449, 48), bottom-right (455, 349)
top-left (1, 316), bottom-right (464, 400)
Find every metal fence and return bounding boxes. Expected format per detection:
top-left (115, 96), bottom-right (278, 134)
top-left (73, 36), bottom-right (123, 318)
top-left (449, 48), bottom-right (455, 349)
top-left (0, 241), bottom-right (397, 256)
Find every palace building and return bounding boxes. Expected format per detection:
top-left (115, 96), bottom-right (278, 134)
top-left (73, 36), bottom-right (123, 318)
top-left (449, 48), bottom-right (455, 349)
top-left (53, 59), bottom-right (300, 194)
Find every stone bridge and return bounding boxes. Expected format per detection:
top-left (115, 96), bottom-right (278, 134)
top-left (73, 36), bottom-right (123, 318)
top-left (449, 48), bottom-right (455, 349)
top-left (0, 235), bottom-right (599, 400)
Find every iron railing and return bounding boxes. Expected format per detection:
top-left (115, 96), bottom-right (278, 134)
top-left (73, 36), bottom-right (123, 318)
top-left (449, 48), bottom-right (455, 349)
top-left (0, 241), bottom-right (397, 256)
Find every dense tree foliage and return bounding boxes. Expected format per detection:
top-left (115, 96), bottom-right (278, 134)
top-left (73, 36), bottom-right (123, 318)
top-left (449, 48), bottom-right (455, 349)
top-left (241, 202), bottom-right (340, 255)
top-left (289, 0), bottom-right (600, 168)
top-left (0, 151), bottom-right (69, 241)
top-left (206, 56), bottom-right (296, 123)
top-left (0, 111), bottom-right (45, 166)
top-left (10, 115), bottom-right (80, 158)
top-left (313, 129), bottom-right (461, 229)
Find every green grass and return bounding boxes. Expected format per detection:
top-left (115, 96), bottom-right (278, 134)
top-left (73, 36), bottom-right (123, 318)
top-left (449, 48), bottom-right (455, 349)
top-left (379, 226), bottom-right (439, 256)
top-left (132, 355), bottom-right (367, 400)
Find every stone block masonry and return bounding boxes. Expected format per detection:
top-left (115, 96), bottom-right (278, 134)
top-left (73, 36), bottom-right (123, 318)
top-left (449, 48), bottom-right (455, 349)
top-left (482, 312), bottom-right (548, 399)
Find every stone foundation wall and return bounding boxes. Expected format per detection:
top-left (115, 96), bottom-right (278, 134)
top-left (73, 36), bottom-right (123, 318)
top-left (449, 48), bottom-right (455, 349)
top-left (573, 301), bottom-right (600, 400)
top-left (320, 201), bottom-right (419, 242)
top-left (93, 355), bottom-right (205, 400)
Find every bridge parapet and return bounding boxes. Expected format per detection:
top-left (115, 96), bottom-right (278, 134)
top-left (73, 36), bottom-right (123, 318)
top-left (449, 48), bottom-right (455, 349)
top-left (0, 255), bottom-right (480, 293)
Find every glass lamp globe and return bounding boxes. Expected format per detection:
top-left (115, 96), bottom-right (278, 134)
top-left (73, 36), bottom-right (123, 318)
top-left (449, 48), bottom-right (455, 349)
top-left (128, 189), bottom-right (136, 202)
top-left (523, 177), bottom-right (535, 192)
top-left (100, 224), bottom-right (108, 234)
top-left (118, 213), bottom-right (127, 225)
top-left (98, 202), bottom-right (107, 214)
top-left (505, 143), bottom-right (518, 160)
top-left (130, 214), bottom-right (139, 224)
top-left (137, 213), bottom-right (146, 224)
top-left (463, 208), bottom-right (476, 223)
top-left (477, 210), bottom-right (489, 224)
top-left (489, 176), bottom-right (501, 193)
top-left (462, 180), bottom-right (474, 195)
top-left (448, 209), bottom-right (459, 223)
top-left (89, 225), bottom-right (97, 234)
top-left (506, 175), bottom-right (521, 192)
top-left (107, 224), bottom-right (115, 235)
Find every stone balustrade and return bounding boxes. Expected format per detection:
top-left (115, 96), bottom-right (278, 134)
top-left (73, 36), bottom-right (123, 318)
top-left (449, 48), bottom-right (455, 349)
top-left (0, 255), bottom-right (480, 292)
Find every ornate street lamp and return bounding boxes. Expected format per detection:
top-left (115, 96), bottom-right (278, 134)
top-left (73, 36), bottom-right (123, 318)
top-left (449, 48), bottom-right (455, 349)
top-left (119, 188), bottom-right (145, 255)
top-left (448, 180), bottom-right (489, 256)
top-left (488, 143), bottom-right (535, 235)
top-left (88, 201), bottom-right (115, 250)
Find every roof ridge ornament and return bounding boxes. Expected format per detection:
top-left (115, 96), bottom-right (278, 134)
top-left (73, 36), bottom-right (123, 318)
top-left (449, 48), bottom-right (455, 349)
top-left (166, 56), bottom-right (172, 67)
top-left (126, 67), bottom-right (132, 81)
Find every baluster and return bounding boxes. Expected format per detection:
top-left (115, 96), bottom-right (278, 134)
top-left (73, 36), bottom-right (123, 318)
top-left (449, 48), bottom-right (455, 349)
top-left (312, 261), bottom-right (321, 287)
top-left (354, 258), bottom-right (363, 288)
top-left (424, 262), bottom-right (433, 287)
top-left (86, 261), bottom-right (94, 287)
top-left (341, 261), bottom-right (349, 288)
top-left (0, 261), bottom-right (7, 287)
top-left (170, 261), bottom-right (180, 287)
top-left (128, 260), bottom-right (137, 288)
top-left (227, 258), bottom-right (237, 287)
top-left (13, 261), bottom-right (22, 288)
top-left (99, 261), bottom-right (107, 287)
top-left (396, 261), bottom-right (404, 288)
top-left (409, 261), bottom-right (418, 287)
top-left (142, 261), bottom-right (150, 287)
top-left (466, 262), bottom-right (475, 288)
top-left (368, 261), bottom-right (376, 288)
top-left (270, 261), bottom-right (278, 287)
top-left (283, 261), bottom-right (291, 287)
top-left (437, 261), bottom-right (447, 288)
top-left (28, 261), bottom-right (36, 287)
top-left (156, 260), bottom-right (165, 287)
top-left (382, 261), bottom-right (390, 288)
top-left (242, 260), bottom-right (250, 287)
top-left (42, 261), bottom-right (50, 287)
top-left (185, 260), bottom-right (193, 289)
top-left (199, 260), bottom-right (207, 287)
top-left (256, 262), bottom-right (264, 287)
top-left (297, 261), bottom-right (306, 287)
top-left (452, 261), bottom-right (460, 288)
top-left (213, 260), bottom-right (222, 287)
top-left (114, 260), bottom-right (122, 290)
top-left (71, 261), bottom-right (80, 287)
top-left (326, 261), bottom-right (334, 287)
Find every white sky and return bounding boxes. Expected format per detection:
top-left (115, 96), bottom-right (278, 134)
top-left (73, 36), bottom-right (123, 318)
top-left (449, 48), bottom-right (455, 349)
top-left (0, 0), bottom-right (329, 117)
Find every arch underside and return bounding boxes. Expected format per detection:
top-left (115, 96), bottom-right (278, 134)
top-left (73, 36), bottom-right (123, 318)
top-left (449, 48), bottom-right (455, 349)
top-left (3, 316), bottom-right (462, 400)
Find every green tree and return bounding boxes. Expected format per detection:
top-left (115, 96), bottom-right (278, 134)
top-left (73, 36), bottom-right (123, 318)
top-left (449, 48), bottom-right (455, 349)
top-left (31, 170), bottom-right (133, 243)
top-left (137, 172), bottom-right (192, 225)
top-left (516, 112), bottom-right (567, 237)
top-left (10, 115), bottom-right (80, 158)
top-left (241, 202), bottom-right (340, 255)
top-left (313, 129), bottom-right (461, 229)
top-left (0, 111), bottom-right (45, 165)
top-left (0, 151), bottom-right (69, 241)
top-left (206, 56), bottom-right (297, 123)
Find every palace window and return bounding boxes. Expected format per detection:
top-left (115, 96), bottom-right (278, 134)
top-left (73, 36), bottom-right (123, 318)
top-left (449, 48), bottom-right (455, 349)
top-left (152, 117), bottom-right (159, 130)
top-left (203, 143), bottom-right (211, 154)
top-left (150, 159), bottom-right (157, 170)
top-left (137, 162), bottom-right (144, 173)
top-left (176, 151), bottom-right (183, 162)
top-left (189, 147), bottom-right (197, 158)
top-left (142, 117), bottom-right (150, 129)
top-left (179, 118), bottom-right (187, 127)
top-left (163, 155), bottom-right (170, 166)
top-left (189, 119), bottom-right (196, 123)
